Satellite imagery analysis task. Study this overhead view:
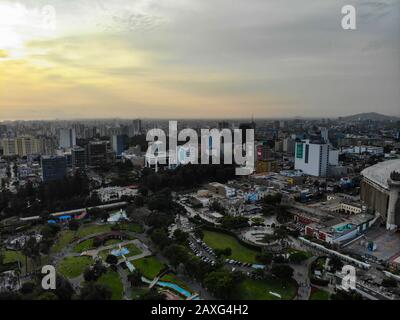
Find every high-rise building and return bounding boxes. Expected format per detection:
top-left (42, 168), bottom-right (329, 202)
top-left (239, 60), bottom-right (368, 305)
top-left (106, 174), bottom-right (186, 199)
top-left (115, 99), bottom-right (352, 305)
top-left (1, 137), bottom-right (40, 156)
top-left (86, 141), bottom-right (108, 167)
top-left (128, 119), bottom-right (142, 137)
top-left (2, 138), bottom-right (17, 156)
top-left (111, 135), bottom-right (127, 156)
top-left (72, 146), bottom-right (86, 170)
top-left (283, 137), bottom-right (295, 155)
top-left (59, 128), bottom-right (76, 149)
top-left (295, 140), bottom-right (329, 177)
top-left (256, 142), bottom-right (273, 161)
top-left (320, 128), bottom-right (329, 144)
top-left (41, 155), bottom-right (67, 182)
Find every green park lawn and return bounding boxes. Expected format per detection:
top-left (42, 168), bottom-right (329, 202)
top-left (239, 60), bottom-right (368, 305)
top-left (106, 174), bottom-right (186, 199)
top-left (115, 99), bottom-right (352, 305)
top-left (120, 222), bottom-right (144, 233)
top-left (104, 239), bottom-right (123, 246)
top-left (73, 239), bottom-right (94, 253)
top-left (310, 289), bottom-right (330, 300)
top-left (3, 250), bottom-right (25, 264)
top-left (236, 277), bottom-right (297, 300)
top-left (131, 287), bottom-right (149, 300)
top-left (57, 256), bottom-right (92, 278)
top-left (76, 224), bottom-right (113, 238)
top-left (97, 270), bottom-right (124, 300)
top-left (132, 256), bottom-right (165, 280)
top-left (51, 230), bottom-right (75, 253)
top-left (2, 250), bottom-right (29, 272)
top-left (202, 230), bottom-right (259, 263)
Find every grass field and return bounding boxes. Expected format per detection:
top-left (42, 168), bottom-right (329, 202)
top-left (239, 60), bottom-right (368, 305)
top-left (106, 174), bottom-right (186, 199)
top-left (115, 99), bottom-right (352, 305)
top-left (51, 230), bottom-right (75, 253)
top-left (202, 230), bottom-right (259, 263)
top-left (73, 239), bottom-right (94, 253)
top-left (2, 250), bottom-right (33, 272)
top-left (104, 239), bottom-right (123, 246)
top-left (236, 277), bottom-right (297, 300)
top-left (310, 289), bottom-right (330, 300)
top-left (131, 287), bottom-right (148, 300)
top-left (3, 250), bottom-right (25, 264)
top-left (57, 256), bottom-right (92, 278)
top-left (97, 270), bottom-right (124, 300)
top-left (76, 224), bottom-right (112, 238)
top-left (120, 223), bottom-right (144, 233)
top-left (132, 256), bottom-right (165, 280)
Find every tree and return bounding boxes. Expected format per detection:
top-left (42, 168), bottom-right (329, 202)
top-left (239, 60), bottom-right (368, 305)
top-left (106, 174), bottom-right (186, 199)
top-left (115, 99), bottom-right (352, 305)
top-left (105, 254), bottom-right (118, 265)
top-left (173, 229), bottom-right (189, 245)
top-left (20, 281), bottom-right (36, 295)
top-left (329, 256), bottom-right (344, 272)
top-left (218, 216), bottom-right (249, 229)
top-left (128, 270), bottom-right (143, 287)
top-left (138, 288), bottom-right (166, 300)
top-left (133, 195), bottom-right (145, 207)
top-left (36, 292), bottom-right (58, 300)
top-left (83, 261), bottom-right (107, 282)
top-left (256, 252), bottom-right (273, 265)
top-left (68, 220), bottom-right (80, 231)
top-left (54, 275), bottom-right (74, 300)
top-left (80, 283), bottom-right (112, 300)
top-left (22, 237), bottom-right (41, 273)
top-left (381, 278), bottom-right (397, 288)
top-left (203, 271), bottom-right (239, 299)
top-left (262, 193), bottom-right (282, 205)
top-left (331, 289), bottom-right (363, 300)
top-left (214, 247), bottom-right (232, 257)
top-left (150, 228), bottom-right (171, 249)
top-left (289, 251), bottom-right (308, 264)
top-left (271, 264), bottom-right (294, 282)
top-left (163, 244), bottom-right (190, 267)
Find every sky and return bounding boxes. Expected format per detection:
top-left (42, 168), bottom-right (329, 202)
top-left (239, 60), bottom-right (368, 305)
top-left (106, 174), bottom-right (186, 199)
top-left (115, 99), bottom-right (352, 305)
top-left (0, 0), bottom-right (399, 120)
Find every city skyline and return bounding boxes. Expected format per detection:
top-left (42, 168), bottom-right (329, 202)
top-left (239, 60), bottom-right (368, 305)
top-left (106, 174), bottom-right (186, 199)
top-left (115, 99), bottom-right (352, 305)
top-left (1, 0), bottom-right (400, 121)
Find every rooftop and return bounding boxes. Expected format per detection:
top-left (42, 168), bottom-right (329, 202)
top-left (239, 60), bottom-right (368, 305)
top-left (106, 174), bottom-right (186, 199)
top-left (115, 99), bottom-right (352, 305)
top-left (361, 159), bottom-right (400, 190)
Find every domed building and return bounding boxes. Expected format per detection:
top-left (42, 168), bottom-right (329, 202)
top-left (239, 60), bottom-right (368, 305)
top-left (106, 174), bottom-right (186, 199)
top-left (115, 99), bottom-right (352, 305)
top-left (361, 159), bottom-right (400, 230)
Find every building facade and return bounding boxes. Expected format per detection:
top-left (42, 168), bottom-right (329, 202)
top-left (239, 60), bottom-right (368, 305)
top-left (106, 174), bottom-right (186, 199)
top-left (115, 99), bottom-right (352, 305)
top-left (295, 140), bottom-right (329, 177)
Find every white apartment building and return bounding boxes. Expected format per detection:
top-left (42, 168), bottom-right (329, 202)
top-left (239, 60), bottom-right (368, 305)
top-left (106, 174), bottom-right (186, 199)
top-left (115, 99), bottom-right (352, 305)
top-left (295, 140), bottom-right (329, 177)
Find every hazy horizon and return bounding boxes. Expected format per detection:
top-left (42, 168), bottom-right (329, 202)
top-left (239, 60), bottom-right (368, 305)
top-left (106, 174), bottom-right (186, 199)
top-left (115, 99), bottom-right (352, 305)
top-left (1, 0), bottom-right (400, 120)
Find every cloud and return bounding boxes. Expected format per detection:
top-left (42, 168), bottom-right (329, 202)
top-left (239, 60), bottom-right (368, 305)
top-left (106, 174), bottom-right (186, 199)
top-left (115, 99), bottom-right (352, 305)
top-left (1, 0), bottom-right (400, 120)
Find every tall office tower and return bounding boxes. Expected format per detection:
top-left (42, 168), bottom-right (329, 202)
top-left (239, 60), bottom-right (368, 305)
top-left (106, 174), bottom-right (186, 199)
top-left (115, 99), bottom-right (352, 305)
top-left (38, 137), bottom-right (56, 156)
top-left (73, 124), bottom-right (85, 138)
top-left (111, 134), bottom-right (127, 156)
top-left (283, 137), bottom-right (295, 155)
top-left (128, 119), bottom-right (142, 137)
top-left (320, 128), bottom-right (329, 143)
top-left (256, 142), bottom-right (273, 161)
top-left (86, 141), bottom-right (108, 167)
top-left (59, 128), bottom-right (76, 149)
top-left (0, 125), bottom-right (7, 137)
top-left (295, 140), bottom-right (329, 177)
top-left (41, 155), bottom-right (67, 182)
top-left (72, 146), bottom-right (86, 170)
